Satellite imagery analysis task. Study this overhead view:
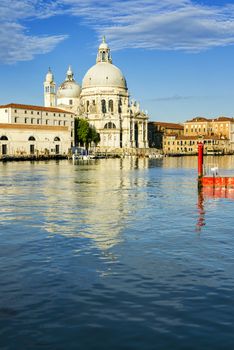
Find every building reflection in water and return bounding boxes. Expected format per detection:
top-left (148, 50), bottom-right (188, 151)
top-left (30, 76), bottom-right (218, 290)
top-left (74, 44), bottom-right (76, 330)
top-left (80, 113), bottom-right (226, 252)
top-left (43, 158), bottom-right (149, 251)
top-left (196, 187), bottom-right (234, 232)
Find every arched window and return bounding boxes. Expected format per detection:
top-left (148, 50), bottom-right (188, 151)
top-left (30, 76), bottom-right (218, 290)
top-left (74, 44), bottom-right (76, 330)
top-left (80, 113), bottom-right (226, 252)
top-left (118, 98), bottom-right (122, 113)
top-left (86, 100), bottom-right (90, 112)
top-left (108, 100), bottom-right (114, 113)
top-left (104, 122), bottom-right (116, 129)
top-left (28, 136), bottom-right (35, 141)
top-left (101, 100), bottom-right (106, 114)
top-left (0, 136), bottom-right (8, 140)
top-left (54, 137), bottom-right (60, 141)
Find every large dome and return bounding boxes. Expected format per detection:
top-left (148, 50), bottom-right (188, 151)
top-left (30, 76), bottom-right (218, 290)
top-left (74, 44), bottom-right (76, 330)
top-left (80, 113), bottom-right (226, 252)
top-left (82, 62), bottom-right (127, 90)
top-left (57, 80), bottom-right (81, 99)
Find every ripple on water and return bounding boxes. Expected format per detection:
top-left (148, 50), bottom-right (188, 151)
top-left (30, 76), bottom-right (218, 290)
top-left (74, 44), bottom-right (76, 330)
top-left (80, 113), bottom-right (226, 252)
top-left (0, 158), bottom-right (234, 350)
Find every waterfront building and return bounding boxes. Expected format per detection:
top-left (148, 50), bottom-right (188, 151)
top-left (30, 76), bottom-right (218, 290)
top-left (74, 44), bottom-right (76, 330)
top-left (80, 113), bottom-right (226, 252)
top-left (148, 121), bottom-right (184, 148)
top-left (45, 37), bottom-right (149, 151)
top-left (0, 103), bottom-right (74, 156)
top-left (163, 134), bottom-right (230, 155)
top-left (184, 116), bottom-right (234, 143)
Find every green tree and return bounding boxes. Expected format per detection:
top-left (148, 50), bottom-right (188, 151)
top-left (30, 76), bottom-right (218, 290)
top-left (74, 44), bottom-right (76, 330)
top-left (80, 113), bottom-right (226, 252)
top-left (89, 125), bottom-right (100, 146)
top-left (75, 118), bottom-right (100, 149)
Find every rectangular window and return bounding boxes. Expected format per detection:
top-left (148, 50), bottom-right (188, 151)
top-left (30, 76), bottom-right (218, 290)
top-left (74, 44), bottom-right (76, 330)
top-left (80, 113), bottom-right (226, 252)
top-left (14, 117), bottom-right (18, 123)
top-left (25, 110), bottom-right (27, 114)
top-left (30, 144), bottom-right (35, 155)
top-left (31, 111), bottom-right (33, 114)
top-left (25, 118), bottom-right (28, 123)
top-left (31, 118), bottom-right (34, 124)
top-left (37, 119), bottom-right (40, 124)
top-left (2, 144), bottom-right (7, 155)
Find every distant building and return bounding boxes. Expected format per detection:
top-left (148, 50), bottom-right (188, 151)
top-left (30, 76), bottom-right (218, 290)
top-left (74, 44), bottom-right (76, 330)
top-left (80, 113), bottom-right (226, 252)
top-left (184, 116), bottom-right (234, 138)
top-left (148, 121), bottom-right (184, 148)
top-left (184, 116), bottom-right (234, 152)
top-left (163, 134), bottom-right (230, 155)
top-left (0, 103), bottom-right (74, 156)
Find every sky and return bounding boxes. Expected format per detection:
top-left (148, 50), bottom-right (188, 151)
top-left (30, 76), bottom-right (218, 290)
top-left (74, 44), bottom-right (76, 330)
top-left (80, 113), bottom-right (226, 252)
top-left (1, 0), bottom-right (234, 122)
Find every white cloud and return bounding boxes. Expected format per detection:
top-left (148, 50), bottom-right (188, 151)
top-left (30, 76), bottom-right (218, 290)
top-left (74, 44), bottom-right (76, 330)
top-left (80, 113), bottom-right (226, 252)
top-left (1, 0), bottom-right (234, 64)
top-left (60, 0), bottom-right (234, 52)
top-left (0, 0), bottom-right (67, 64)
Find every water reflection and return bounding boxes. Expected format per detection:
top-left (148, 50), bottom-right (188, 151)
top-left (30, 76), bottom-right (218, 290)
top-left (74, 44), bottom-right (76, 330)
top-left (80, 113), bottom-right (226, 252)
top-left (196, 191), bottom-right (206, 232)
top-left (43, 158), bottom-right (150, 250)
top-left (196, 186), bottom-right (234, 232)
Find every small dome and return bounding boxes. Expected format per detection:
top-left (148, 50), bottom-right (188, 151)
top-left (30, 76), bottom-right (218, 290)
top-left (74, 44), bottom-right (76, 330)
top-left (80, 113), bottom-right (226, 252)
top-left (57, 80), bottom-right (81, 98)
top-left (57, 66), bottom-right (81, 99)
top-left (82, 62), bottom-right (127, 90)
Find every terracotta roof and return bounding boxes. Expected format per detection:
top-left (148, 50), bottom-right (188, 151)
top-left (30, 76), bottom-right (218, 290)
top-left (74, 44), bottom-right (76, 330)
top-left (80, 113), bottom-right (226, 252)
top-left (213, 116), bottom-right (234, 122)
top-left (149, 121), bottom-right (184, 130)
top-left (186, 116), bottom-right (234, 123)
top-left (0, 103), bottom-right (74, 115)
top-left (185, 117), bottom-right (209, 122)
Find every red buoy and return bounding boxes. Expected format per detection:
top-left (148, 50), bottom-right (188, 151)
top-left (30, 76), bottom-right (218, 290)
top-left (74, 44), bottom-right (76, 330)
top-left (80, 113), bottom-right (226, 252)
top-left (197, 142), bottom-right (204, 189)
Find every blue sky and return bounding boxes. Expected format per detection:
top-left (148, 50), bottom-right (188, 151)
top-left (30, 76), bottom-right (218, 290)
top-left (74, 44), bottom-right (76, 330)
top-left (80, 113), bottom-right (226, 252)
top-left (1, 0), bottom-right (234, 122)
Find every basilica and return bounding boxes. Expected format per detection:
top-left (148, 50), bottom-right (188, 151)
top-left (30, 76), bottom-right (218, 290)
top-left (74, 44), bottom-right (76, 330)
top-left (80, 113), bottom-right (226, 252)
top-left (0, 38), bottom-right (149, 157)
top-left (44, 37), bottom-right (149, 150)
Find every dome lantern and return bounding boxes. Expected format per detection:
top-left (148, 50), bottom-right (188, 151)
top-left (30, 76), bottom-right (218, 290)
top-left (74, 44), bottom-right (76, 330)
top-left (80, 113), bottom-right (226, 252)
top-left (66, 65), bottom-right (74, 81)
top-left (96, 36), bottom-right (112, 64)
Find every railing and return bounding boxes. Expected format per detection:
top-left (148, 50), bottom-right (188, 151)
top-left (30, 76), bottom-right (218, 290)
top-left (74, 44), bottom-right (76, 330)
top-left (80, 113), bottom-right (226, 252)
top-left (203, 163), bottom-right (219, 177)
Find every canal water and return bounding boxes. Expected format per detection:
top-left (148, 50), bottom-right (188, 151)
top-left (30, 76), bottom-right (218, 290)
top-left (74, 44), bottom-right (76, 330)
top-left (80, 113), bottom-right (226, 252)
top-left (0, 157), bottom-right (234, 350)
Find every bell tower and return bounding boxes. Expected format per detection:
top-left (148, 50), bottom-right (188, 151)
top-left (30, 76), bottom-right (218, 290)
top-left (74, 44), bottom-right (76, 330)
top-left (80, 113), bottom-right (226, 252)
top-left (44, 68), bottom-right (56, 107)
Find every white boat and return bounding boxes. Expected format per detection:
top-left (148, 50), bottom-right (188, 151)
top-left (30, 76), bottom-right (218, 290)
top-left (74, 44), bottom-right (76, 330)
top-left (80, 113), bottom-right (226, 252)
top-left (149, 153), bottom-right (163, 159)
top-left (72, 153), bottom-right (96, 162)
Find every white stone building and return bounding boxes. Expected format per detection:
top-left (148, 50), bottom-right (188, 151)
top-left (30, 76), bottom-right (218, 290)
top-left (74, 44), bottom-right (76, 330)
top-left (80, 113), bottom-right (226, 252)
top-left (44, 37), bottom-right (149, 150)
top-left (0, 104), bottom-right (74, 156)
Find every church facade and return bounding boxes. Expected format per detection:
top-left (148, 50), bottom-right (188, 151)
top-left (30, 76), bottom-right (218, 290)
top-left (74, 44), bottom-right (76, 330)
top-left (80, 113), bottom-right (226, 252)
top-left (44, 37), bottom-right (149, 150)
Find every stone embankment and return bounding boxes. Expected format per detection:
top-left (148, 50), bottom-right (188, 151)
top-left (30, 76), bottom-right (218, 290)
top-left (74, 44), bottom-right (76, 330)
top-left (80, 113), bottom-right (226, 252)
top-left (0, 155), bottom-right (68, 162)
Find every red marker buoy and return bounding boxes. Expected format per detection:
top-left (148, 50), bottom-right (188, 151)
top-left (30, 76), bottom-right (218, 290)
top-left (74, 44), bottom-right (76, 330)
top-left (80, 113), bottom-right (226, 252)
top-left (198, 142), bottom-right (204, 189)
